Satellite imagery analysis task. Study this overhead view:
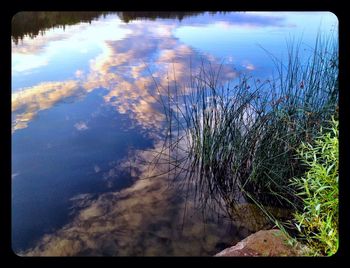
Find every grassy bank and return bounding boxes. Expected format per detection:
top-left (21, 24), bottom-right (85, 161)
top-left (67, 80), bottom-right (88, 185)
top-left (288, 117), bottom-right (338, 256)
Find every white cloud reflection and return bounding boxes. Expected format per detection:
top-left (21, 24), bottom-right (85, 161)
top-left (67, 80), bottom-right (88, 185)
top-left (12, 80), bottom-right (80, 132)
top-left (12, 16), bottom-right (238, 134)
top-left (14, 11), bottom-right (295, 136)
top-left (12, 55), bottom-right (49, 72)
top-left (74, 121), bottom-right (89, 131)
top-left (20, 139), bottom-right (237, 256)
top-left (243, 63), bottom-right (255, 71)
top-left (20, 134), bottom-right (281, 256)
top-left (12, 12), bottom-right (320, 256)
top-left (81, 21), bottom-right (237, 134)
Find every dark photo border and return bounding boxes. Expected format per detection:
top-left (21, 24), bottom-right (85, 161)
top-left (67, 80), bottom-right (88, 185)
top-left (1, 0), bottom-right (347, 265)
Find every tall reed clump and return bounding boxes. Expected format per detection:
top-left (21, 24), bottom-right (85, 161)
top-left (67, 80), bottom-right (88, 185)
top-left (240, 34), bottom-right (338, 211)
top-left (155, 33), bottom-right (338, 223)
top-left (289, 117), bottom-right (338, 256)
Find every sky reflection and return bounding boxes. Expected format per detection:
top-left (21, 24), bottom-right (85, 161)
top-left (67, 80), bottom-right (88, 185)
top-left (12, 12), bottom-right (337, 134)
top-left (12, 15), bottom-right (239, 134)
top-left (20, 140), bottom-right (244, 256)
top-left (12, 12), bottom-right (338, 255)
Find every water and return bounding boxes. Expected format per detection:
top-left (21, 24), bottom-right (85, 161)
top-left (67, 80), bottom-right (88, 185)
top-left (11, 11), bottom-right (338, 256)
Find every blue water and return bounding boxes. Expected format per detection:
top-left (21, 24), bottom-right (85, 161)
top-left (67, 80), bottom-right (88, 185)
top-left (12, 88), bottom-right (152, 250)
top-left (11, 11), bottom-right (338, 255)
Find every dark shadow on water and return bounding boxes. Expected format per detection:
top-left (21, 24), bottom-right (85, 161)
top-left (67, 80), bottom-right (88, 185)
top-left (11, 11), bottom-right (205, 44)
top-left (118, 11), bottom-right (206, 23)
top-left (12, 11), bottom-right (288, 45)
top-left (12, 12), bottom-right (109, 44)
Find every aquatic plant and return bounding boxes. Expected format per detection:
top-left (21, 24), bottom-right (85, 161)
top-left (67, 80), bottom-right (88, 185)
top-left (288, 117), bottom-right (338, 256)
top-left (151, 33), bottom-right (338, 238)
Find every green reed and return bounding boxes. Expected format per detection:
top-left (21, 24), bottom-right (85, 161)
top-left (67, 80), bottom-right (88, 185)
top-left (152, 33), bottom-right (338, 227)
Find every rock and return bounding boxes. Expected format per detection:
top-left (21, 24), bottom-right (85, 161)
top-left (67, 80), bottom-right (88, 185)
top-left (215, 229), bottom-right (301, 256)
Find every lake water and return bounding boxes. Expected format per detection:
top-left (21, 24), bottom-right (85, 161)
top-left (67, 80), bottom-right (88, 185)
top-left (11, 11), bottom-right (338, 256)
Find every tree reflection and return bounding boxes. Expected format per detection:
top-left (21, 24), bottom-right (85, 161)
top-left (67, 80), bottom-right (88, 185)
top-left (12, 12), bottom-right (208, 44)
top-left (117, 11), bottom-right (206, 23)
top-left (12, 12), bottom-right (109, 44)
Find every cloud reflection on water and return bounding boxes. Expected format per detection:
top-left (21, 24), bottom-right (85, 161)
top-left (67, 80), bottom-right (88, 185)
top-left (21, 132), bottom-right (281, 256)
top-left (12, 80), bottom-right (80, 132)
top-left (12, 18), bottom-right (239, 135)
top-left (11, 12), bottom-right (293, 134)
top-left (83, 21), bottom-right (238, 135)
top-left (12, 12), bottom-right (298, 255)
top-left (74, 121), bottom-right (89, 131)
top-left (21, 139), bottom-right (238, 256)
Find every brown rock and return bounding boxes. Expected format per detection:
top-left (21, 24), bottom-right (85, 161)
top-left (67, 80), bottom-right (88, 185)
top-left (215, 229), bottom-right (301, 257)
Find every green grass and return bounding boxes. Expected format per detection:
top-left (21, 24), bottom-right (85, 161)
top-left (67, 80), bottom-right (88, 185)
top-left (289, 117), bottom-right (338, 256)
top-left (150, 32), bottom-right (339, 255)
top-left (157, 32), bottom-right (337, 211)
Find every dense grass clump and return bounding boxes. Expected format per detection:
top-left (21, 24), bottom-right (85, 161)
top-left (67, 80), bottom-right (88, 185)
top-left (239, 35), bottom-right (338, 210)
top-left (289, 117), bottom-right (338, 256)
top-left (151, 33), bottom-right (338, 254)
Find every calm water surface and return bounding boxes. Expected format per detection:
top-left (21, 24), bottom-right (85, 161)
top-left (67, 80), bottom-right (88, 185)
top-left (12, 12), bottom-right (338, 256)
